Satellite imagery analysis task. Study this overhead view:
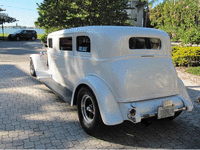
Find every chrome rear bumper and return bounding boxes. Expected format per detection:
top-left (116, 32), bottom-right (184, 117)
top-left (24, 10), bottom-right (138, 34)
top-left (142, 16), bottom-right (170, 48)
top-left (141, 106), bottom-right (186, 119)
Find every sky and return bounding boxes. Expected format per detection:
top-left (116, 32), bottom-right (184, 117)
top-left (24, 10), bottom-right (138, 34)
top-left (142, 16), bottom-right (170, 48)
top-left (1, 0), bottom-right (44, 27)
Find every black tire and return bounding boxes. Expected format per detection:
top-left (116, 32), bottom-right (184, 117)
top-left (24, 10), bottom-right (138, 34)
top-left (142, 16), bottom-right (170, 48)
top-left (47, 59), bottom-right (49, 68)
top-left (30, 59), bottom-right (36, 77)
top-left (31, 36), bottom-right (36, 41)
top-left (77, 87), bottom-right (107, 136)
top-left (16, 37), bottom-right (20, 41)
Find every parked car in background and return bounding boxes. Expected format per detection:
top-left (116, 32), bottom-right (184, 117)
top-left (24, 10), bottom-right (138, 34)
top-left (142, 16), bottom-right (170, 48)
top-left (30, 26), bottom-right (193, 136)
top-left (8, 30), bottom-right (37, 41)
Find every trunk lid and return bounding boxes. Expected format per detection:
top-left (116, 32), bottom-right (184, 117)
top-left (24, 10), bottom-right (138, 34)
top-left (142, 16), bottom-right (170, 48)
top-left (105, 57), bottom-right (179, 102)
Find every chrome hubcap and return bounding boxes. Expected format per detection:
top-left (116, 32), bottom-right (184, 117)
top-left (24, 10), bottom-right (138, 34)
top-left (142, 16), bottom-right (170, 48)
top-left (81, 95), bottom-right (95, 124)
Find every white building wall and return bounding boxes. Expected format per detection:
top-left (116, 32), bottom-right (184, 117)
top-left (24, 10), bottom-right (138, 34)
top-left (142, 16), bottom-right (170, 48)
top-left (127, 0), bottom-right (144, 27)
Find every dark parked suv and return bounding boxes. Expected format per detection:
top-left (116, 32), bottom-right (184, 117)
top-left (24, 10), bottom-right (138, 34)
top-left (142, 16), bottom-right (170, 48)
top-left (8, 30), bottom-right (37, 41)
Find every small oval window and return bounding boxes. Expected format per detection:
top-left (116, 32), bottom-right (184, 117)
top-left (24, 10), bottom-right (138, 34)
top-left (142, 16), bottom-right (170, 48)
top-left (48, 38), bottom-right (53, 48)
top-left (129, 37), bottom-right (161, 50)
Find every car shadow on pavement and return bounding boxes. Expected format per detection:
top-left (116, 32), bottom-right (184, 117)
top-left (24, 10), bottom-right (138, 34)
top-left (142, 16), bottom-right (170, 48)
top-left (0, 64), bottom-right (199, 149)
top-left (0, 64), bottom-right (41, 89)
top-left (0, 41), bottom-right (42, 56)
top-left (94, 86), bottom-right (200, 148)
top-left (96, 114), bottom-right (200, 148)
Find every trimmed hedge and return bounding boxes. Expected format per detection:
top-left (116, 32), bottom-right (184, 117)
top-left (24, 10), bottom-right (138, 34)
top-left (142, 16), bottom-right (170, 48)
top-left (172, 46), bottom-right (200, 67)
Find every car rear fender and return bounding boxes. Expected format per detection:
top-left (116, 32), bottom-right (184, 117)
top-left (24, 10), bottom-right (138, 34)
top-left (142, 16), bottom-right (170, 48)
top-left (71, 75), bottom-right (123, 125)
top-left (178, 77), bottom-right (193, 111)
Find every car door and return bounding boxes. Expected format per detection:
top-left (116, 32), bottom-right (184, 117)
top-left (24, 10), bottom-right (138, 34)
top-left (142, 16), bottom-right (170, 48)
top-left (73, 34), bottom-right (91, 83)
top-left (53, 34), bottom-right (75, 90)
top-left (20, 30), bottom-right (28, 40)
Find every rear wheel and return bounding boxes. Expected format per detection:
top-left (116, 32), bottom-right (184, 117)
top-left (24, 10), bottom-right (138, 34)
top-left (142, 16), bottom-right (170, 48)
top-left (30, 59), bottom-right (36, 77)
top-left (16, 37), bottom-right (20, 41)
top-left (77, 87), bottom-right (107, 136)
top-left (31, 36), bottom-right (36, 41)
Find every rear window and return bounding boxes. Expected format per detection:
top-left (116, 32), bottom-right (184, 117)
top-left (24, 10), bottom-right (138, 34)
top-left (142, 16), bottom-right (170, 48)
top-left (77, 36), bottom-right (90, 52)
top-left (129, 37), bottom-right (161, 50)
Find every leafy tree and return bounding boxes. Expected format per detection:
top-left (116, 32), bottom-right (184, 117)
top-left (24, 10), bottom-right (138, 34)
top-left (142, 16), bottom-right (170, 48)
top-left (35, 0), bottom-right (131, 29)
top-left (0, 8), bottom-right (5, 11)
top-left (0, 8), bottom-right (17, 40)
top-left (0, 8), bottom-right (17, 24)
top-left (150, 0), bottom-right (200, 45)
top-left (35, 0), bottom-right (132, 43)
top-left (139, 0), bottom-right (158, 27)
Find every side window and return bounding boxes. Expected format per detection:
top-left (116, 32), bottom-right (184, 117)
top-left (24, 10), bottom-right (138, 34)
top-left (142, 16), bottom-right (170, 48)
top-left (48, 38), bottom-right (53, 48)
top-left (59, 37), bottom-right (72, 51)
top-left (22, 30), bottom-right (27, 34)
top-left (129, 37), bottom-right (161, 50)
top-left (77, 36), bottom-right (90, 52)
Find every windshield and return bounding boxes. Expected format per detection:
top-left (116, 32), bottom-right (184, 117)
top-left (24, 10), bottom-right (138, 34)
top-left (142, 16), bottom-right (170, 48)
top-left (13, 30), bottom-right (22, 34)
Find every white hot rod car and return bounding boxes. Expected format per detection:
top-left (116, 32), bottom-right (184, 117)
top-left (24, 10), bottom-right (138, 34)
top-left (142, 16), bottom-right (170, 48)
top-left (30, 26), bottom-right (193, 136)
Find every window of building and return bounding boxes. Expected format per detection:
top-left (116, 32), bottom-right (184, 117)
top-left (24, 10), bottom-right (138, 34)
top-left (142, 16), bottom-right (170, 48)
top-left (59, 37), bottom-right (72, 51)
top-left (129, 37), bottom-right (161, 50)
top-left (48, 38), bottom-right (53, 48)
top-left (77, 36), bottom-right (91, 52)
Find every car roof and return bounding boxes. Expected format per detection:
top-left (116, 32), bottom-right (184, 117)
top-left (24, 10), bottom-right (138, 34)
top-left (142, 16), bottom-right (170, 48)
top-left (48, 26), bottom-right (171, 59)
top-left (21, 30), bottom-right (36, 32)
top-left (48, 26), bottom-right (167, 36)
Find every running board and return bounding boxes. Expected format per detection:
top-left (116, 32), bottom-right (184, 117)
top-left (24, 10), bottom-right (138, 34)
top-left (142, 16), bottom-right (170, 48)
top-left (39, 78), bottom-right (72, 103)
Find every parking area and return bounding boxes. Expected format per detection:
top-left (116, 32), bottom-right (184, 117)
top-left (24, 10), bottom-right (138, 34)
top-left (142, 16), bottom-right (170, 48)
top-left (0, 40), bottom-right (200, 149)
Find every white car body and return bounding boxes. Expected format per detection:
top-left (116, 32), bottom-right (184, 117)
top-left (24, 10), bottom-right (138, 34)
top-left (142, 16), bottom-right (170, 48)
top-left (30, 26), bottom-right (193, 126)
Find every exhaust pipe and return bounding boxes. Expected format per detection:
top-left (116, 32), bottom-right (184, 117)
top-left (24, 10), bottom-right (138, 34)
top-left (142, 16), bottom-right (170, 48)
top-left (127, 107), bottom-right (137, 122)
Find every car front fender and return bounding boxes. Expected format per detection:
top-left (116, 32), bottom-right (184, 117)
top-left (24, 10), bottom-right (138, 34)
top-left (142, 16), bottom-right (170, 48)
top-left (30, 54), bottom-right (51, 79)
top-left (178, 77), bottom-right (193, 111)
top-left (71, 75), bottom-right (123, 125)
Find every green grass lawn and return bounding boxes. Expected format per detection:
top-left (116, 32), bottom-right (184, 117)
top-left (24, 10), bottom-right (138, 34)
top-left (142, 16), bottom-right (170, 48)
top-left (0, 33), bottom-right (9, 40)
top-left (0, 33), bottom-right (9, 37)
top-left (185, 67), bottom-right (200, 76)
top-left (37, 34), bottom-right (44, 40)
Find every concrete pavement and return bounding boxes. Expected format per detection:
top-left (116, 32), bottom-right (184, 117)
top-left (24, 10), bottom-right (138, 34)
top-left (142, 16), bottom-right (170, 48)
top-left (0, 40), bottom-right (199, 149)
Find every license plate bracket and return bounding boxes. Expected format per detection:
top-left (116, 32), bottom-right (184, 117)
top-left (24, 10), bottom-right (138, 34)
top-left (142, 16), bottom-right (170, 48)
top-left (158, 100), bottom-right (175, 119)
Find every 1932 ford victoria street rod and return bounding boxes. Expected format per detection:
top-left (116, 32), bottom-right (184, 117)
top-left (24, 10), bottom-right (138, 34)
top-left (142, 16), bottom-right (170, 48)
top-left (30, 26), bottom-right (193, 136)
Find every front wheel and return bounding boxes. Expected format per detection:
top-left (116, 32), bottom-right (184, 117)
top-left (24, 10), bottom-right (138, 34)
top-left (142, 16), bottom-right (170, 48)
top-left (16, 37), bottom-right (20, 41)
top-left (77, 87), bottom-right (107, 136)
top-left (30, 59), bottom-right (36, 77)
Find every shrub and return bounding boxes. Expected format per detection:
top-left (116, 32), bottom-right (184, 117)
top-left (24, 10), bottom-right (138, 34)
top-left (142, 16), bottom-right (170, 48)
top-left (40, 33), bottom-right (48, 43)
top-left (181, 27), bottom-right (200, 45)
top-left (40, 27), bottom-right (63, 44)
top-left (172, 46), bottom-right (200, 67)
